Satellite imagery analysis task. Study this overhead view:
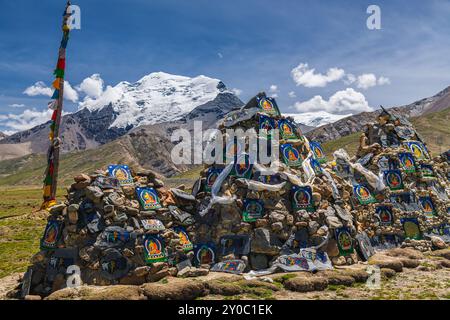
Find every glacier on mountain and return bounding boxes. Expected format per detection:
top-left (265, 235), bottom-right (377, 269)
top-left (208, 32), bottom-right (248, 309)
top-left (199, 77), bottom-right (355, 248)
top-left (285, 111), bottom-right (352, 127)
top-left (78, 72), bottom-right (228, 129)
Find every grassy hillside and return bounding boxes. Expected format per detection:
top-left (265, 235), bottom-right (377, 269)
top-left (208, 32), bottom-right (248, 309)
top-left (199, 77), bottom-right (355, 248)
top-left (0, 107), bottom-right (449, 188)
top-left (0, 187), bottom-right (65, 278)
top-left (321, 106), bottom-right (450, 158)
top-left (0, 141), bottom-right (131, 187)
top-left (0, 107), bottom-right (448, 280)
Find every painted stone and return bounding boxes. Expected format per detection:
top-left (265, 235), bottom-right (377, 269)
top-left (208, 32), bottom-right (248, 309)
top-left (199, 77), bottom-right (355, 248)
top-left (280, 143), bottom-right (302, 167)
top-left (141, 219), bottom-right (165, 232)
top-left (136, 187), bottom-right (161, 210)
top-left (256, 95), bottom-right (280, 117)
top-left (383, 169), bottom-right (404, 191)
top-left (401, 218), bottom-right (422, 240)
top-left (108, 164), bottom-right (133, 186)
top-left (258, 114), bottom-right (276, 136)
top-left (419, 196), bottom-right (437, 218)
top-left (404, 141), bottom-right (429, 160)
top-left (335, 227), bottom-right (354, 256)
top-left (355, 232), bottom-right (375, 261)
top-left (193, 242), bottom-right (216, 266)
top-left (375, 205), bottom-right (394, 226)
top-left (291, 185), bottom-right (315, 212)
top-left (211, 259), bottom-right (246, 274)
top-left (172, 226), bottom-right (194, 252)
top-left (242, 199), bottom-right (264, 222)
top-left (40, 220), bottom-right (63, 250)
top-left (353, 184), bottom-right (376, 205)
top-left (309, 158), bottom-right (323, 175)
top-left (100, 248), bottom-right (131, 280)
top-left (419, 164), bottom-right (434, 178)
top-left (230, 154), bottom-right (253, 179)
top-left (278, 119), bottom-right (297, 140)
top-left (205, 167), bottom-right (222, 192)
top-left (143, 234), bottom-right (167, 263)
top-left (310, 141), bottom-right (326, 163)
top-left (398, 152), bottom-right (416, 173)
top-left (220, 234), bottom-right (251, 256)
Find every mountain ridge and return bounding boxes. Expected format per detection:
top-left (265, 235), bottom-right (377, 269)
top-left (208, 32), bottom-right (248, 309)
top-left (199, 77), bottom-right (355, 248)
top-left (306, 85), bottom-right (450, 143)
top-left (0, 72), bottom-right (243, 158)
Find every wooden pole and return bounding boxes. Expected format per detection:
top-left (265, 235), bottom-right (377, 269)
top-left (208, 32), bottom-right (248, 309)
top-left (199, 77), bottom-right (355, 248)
top-left (43, 2), bottom-right (72, 207)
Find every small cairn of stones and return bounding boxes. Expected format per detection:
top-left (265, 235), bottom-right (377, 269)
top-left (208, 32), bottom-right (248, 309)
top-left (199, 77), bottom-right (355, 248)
top-left (16, 93), bottom-right (449, 299)
top-left (332, 107), bottom-right (449, 253)
top-left (19, 167), bottom-right (206, 298)
top-left (189, 92), bottom-right (364, 270)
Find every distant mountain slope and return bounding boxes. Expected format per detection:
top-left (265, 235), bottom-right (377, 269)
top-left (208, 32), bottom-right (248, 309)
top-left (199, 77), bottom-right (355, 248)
top-left (322, 106), bottom-right (450, 157)
top-left (0, 132), bottom-right (7, 140)
top-left (0, 72), bottom-right (242, 156)
top-left (285, 111), bottom-right (351, 130)
top-left (0, 93), bottom-right (244, 185)
top-left (306, 86), bottom-right (450, 143)
top-left (3, 105), bottom-right (448, 188)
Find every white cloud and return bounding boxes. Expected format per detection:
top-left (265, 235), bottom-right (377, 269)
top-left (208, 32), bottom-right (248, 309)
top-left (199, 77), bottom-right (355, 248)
top-left (77, 74), bottom-right (104, 98)
top-left (356, 73), bottom-right (377, 89)
top-left (344, 74), bottom-right (356, 85)
top-left (288, 91), bottom-right (297, 98)
top-left (77, 85), bottom-right (122, 110)
top-left (0, 108), bottom-right (70, 133)
top-left (292, 62), bottom-right (390, 90)
top-left (8, 103), bottom-right (25, 108)
top-left (64, 81), bottom-right (79, 102)
top-left (345, 73), bottom-right (391, 90)
top-left (231, 88), bottom-right (242, 96)
top-left (269, 85), bottom-right (278, 92)
top-left (1, 130), bottom-right (16, 136)
top-left (378, 76), bottom-right (391, 85)
top-left (23, 81), bottom-right (53, 97)
top-left (291, 63), bottom-right (345, 88)
top-left (23, 80), bottom-right (79, 102)
top-left (294, 88), bottom-right (373, 115)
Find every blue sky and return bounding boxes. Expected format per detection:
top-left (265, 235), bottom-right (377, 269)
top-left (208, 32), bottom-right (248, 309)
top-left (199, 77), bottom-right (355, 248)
top-left (1, 0), bottom-right (450, 133)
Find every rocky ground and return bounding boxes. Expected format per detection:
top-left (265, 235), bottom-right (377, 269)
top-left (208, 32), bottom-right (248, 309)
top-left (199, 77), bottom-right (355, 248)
top-left (1, 247), bottom-right (448, 300)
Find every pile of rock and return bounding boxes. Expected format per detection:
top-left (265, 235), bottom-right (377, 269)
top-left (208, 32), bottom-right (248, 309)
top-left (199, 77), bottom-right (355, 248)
top-left (15, 93), bottom-right (449, 298)
top-left (332, 106), bottom-right (449, 252)
top-left (189, 92), bottom-right (362, 270)
top-left (19, 167), bottom-right (208, 298)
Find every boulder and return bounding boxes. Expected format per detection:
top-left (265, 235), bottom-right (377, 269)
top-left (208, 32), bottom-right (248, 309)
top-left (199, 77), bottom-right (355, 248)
top-left (141, 278), bottom-right (207, 300)
top-left (46, 285), bottom-right (146, 300)
top-left (251, 228), bottom-right (282, 256)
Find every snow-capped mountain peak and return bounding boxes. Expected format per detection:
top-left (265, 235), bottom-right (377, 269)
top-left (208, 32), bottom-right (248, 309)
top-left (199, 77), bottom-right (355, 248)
top-left (285, 111), bottom-right (352, 127)
top-left (78, 71), bottom-right (227, 128)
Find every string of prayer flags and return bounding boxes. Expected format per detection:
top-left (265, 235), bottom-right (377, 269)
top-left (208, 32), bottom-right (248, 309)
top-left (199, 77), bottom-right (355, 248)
top-left (41, 1), bottom-right (73, 209)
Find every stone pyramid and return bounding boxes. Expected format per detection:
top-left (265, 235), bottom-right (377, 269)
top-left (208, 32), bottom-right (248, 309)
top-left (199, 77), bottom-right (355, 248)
top-left (15, 93), bottom-right (449, 298)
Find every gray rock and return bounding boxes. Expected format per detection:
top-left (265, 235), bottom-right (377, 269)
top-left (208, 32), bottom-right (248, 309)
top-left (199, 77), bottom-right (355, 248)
top-left (49, 204), bottom-right (66, 215)
top-left (177, 267), bottom-right (209, 278)
top-left (249, 253), bottom-right (269, 270)
top-left (326, 216), bottom-right (343, 229)
top-left (251, 228), bottom-right (282, 256)
top-left (85, 186), bottom-right (104, 203)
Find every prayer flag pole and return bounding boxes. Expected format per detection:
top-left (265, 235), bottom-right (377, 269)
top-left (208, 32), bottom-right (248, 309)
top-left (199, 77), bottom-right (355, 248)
top-left (42, 2), bottom-right (72, 209)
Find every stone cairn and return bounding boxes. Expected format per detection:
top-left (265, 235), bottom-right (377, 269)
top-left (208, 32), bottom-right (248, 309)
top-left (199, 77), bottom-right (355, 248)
top-left (334, 107), bottom-right (450, 253)
top-left (16, 93), bottom-right (449, 298)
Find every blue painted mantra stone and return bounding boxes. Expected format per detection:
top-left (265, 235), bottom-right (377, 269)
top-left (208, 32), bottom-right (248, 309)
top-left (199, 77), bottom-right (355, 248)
top-left (108, 164), bottom-right (133, 185)
top-left (136, 187), bottom-right (161, 210)
top-left (40, 220), bottom-right (63, 250)
top-left (291, 185), bottom-right (315, 212)
top-left (353, 184), bottom-right (376, 205)
top-left (310, 141), bottom-right (327, 163)
top-left (143, 234), bottom-right (167, 263)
